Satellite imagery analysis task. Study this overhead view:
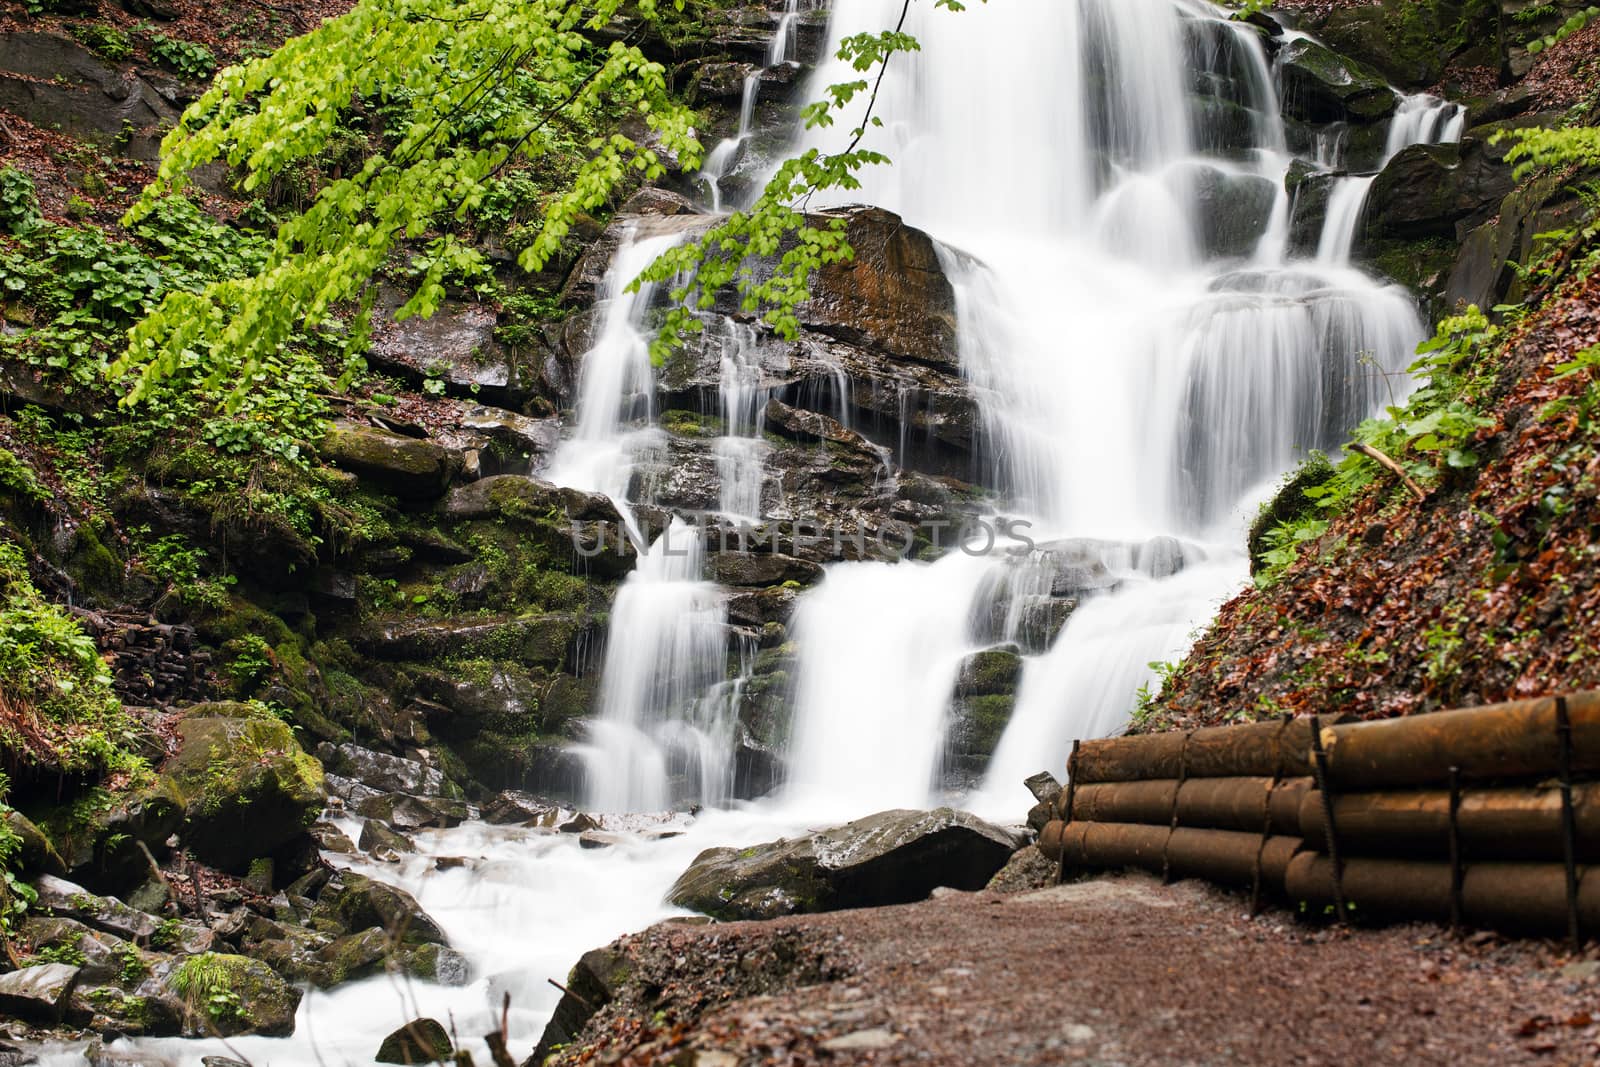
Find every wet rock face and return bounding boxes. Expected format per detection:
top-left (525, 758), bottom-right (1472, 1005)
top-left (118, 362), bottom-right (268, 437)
top-left (945, 648), bottom-right (1024, 784)
top-left (0, 33), bottom-right (180, 159)
top-left (798, 208), bottom-right (962, 373)
top-left (0, 962), bottom-right (80, 1024)
top-left (666, 807), bottom-right (1023, 921)
top-left (369, 294), bottom-right (546, 411)
top-left (1277, 37), bottom-right (1397, 125)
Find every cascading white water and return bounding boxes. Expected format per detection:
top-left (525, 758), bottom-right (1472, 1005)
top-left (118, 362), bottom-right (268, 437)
top-left (1317, 93), bottom-right (1468, 265)
top-left (712, 319), bottom-right (772, 519)
top-left (550, 6), bottom-right (811, 812)
top-left (775, 0), bottom-right (1440, 813)
top-left (699, 0), bottom-right (802, 211)
top-left (545, 228), bottom-right (686, 523)
top-left (577, 519), bottom-right (734, 812)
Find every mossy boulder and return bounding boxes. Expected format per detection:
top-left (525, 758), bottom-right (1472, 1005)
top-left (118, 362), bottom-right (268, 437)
top-left (1307, 0), bottom-right (1479, 88)
top-left (1277, 37), bottom-right (1395, 125)
top-left (320, 423), bottom-right (463, 500)
top-left (311, 871), bottom-right (446, 945)
top-left (955, 649), bottom-right (1023, 696)
top-left (667, 808), bottom-right (1022, 922)
top-left (4, 810), bottom-right (66, 876)
top-left (158, 702), bottom-right (325, 873)
top-left (356, 614), bottom-right (591, 671)
top-left (163, 952), bottom-right (301, 1037)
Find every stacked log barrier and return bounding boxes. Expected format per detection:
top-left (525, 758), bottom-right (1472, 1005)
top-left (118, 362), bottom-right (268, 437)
top-left (1036, 693), bottom-right (1600, 940)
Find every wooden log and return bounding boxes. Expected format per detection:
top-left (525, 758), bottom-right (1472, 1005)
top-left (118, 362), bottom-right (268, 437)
top-left (1073, 718), bottom-right (1315, 784)
top-left (1039, 819), bottom-right (1067, 861)
top-left (1051, 822), bottom-right (1302, 889)
top-left (1297, 781), bottom-right (1600, 860)
top-left (1285, 852), bottom-right (1600, 936)
top-left (1320, 692), bottom-right (1600, 789)
top-left (1070, 776), bottom-right (1312, 835)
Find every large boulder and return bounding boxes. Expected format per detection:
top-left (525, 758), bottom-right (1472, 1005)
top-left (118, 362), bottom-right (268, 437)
top-left (1192, 167), bottom-right (1278, 258)
top-left (0, 33), bottom-right (178, 158)
top-left (320, 423), bottom-right (463, 499)
top-left (312, 871), bottom-right (447, 945)
top-left (1368, 130), bottom-right (1522, 242)
top-left (160, 953), bottom-right (300, 1037)
top-left (1277, 38), bottom-right (1395, 125)
top-left (158, 702), bottom-right (325, 873)
top-left (31, 875), bottom-right (212, 953)
top-left (355, 613), bottom-right (591, 672)
top-left (376, 1017), bottom-right (454, 1064)
top-left (369, 295), bottom-right (542, 410)
top-left (795, 208), bottom-right (961, 373)
top-left (0, 963), bottom-right (80, 1024)
top-left (666, 807), bottom-right (1023, 921)
top-left (324, 743), bottom-right (448, 798)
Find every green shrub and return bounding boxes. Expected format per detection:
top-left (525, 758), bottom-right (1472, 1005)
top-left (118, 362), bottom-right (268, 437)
top-left (0, 541), bottom-right (141, 775)
top-left (146, 34), bottom-right (216, 81)
top-left (69, 23), bottom-right (133, 61)
top-left (0, 168), bottom-right (42, 237)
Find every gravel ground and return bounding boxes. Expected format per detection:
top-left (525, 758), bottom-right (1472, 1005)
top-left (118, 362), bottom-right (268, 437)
top-left (550, 874), bottom-right (1600, 1066)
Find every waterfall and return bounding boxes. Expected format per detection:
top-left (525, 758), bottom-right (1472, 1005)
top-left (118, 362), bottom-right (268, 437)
top-left (699, 0), bottom-right (801, 211)
top-left (547, 0), bottom-right (1465, 817)
top-left (712, 320), bottom-right (772, 520)
top-left (1316, 93), bottom-right (1468, 266)
top-left (774, 0), bottom-right (1441, 812)
top-left (545, 228), bottom-right (687, 525)
top-left (577, 520), bottom-right (733, 813)
top-left (550, 7), bottom-right (808, 811)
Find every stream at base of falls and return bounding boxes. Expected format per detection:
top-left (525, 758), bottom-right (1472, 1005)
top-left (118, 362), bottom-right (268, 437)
top-left (86, 1), bottom-right (1477, 1063)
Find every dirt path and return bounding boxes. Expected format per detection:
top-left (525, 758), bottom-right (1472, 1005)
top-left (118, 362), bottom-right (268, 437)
top-left (549, 874), bottom-right (1600, 1066)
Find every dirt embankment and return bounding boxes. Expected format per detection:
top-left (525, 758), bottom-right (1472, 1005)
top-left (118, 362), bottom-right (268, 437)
top-left (545, 874), bottom-right (1600, 1067)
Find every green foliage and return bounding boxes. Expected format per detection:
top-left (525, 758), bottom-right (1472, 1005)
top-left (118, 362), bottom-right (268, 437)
top-left (172, 953), bottom-right (249, 1025)
top-left (1523, 5), bottom-right (1600, 52)
top-left (0, 791), bottom-right (35, 949)
top-left (33, 938), bottom-right (88, 968)
top-left (639, 10), bottom-right (969, 356)
top-left (150, 918), bottom-right (183, 951)
top-left (0, 446), bottom-right (47, 504)
top-left (122, 0), bottom-right (978, 395)
top-left (1130, 658), bottom-right (1185, 729)
top-left (116, 941), bottom-right (149, 983)
top-left (134, 529), bottom-right (235, 610)
top-left (0, 541), bottom-right (141, 775)
top-left (146, 33), bottom-right (216, 80)
top-left (1493, 111), bottom-right (1600, 180)
top-left (0, 168), bottom-right (43, 237)
top-left (119, 0), bottom-right (704, 412)
top-left (223, 634), bottom-right (274, 692)
top-left (70, 23), bottom-right (134, 61)
top-left (1542, 342), bottom-right (1600, 429)
top-left (0, 194), bottom-right (268, 397)
top-left (1254, 309), bottom-right (1500, 587)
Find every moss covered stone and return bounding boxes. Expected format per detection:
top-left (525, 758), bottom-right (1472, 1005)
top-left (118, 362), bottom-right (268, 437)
top-left (158, 702), bottom-right (324, 873)
top-left (320, 423), bottom-right (462, 500)
top-left (166, 952), bottom-right (301, 1037)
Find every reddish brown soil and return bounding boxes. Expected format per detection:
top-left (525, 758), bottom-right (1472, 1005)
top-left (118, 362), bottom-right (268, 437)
top-left (549, 875), bottom-right (1600, 1067)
